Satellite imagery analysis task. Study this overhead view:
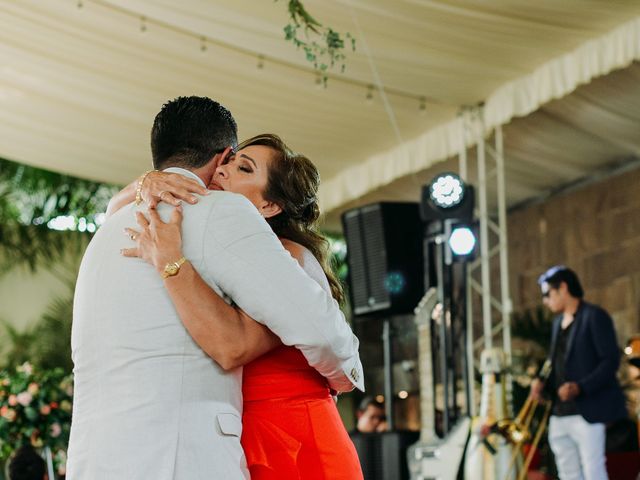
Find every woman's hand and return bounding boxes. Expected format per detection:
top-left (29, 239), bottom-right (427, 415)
top-left (141, 171), bottom-right (209, 208)
top-left (121, 206), bottom-right (185, 275)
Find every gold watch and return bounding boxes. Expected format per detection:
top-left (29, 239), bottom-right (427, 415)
top-left (161, 256), bottom-right (187, 279)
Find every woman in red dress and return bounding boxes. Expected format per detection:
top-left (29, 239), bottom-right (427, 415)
top-left (111, 134), bottom-right (363, 479)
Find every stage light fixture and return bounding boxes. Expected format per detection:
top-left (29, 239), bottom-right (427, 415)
top-left (448, 227), bottom-right (476, 256)
top-left (429, 173), bottom-right (465, 209)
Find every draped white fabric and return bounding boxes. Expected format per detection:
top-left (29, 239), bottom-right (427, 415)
top-left (1, 0), bottom-right (640, 218)
top-left (320, 15), bottom-right (640, 213)
top-left (322, 61), bottom-right (640, 227)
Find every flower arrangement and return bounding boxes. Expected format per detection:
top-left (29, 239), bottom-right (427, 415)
top-left (0, 362), bottom-right (72, 472)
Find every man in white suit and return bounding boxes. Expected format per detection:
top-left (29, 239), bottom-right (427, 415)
top-left (68, 96), bottom-right (363, 479)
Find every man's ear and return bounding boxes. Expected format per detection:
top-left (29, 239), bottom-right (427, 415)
top-left (260, 201), bottom-right (282, 219)
top-left (213, 146), bottom-right (234, 170)
top-left (559, 281), bottom-right (569, 295)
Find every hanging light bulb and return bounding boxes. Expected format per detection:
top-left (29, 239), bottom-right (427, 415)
top-left (365, 84), bottom-right (374, 104)
top-left (140, 16), bottom-right (147, 33)
top-left (419, 96), bottom-right (427, 115)
top-left (257, 55), bottom-right (265, 69)
top-left (315, 72), bottom-right (325, 89)
top-left (77, 0), bottom-right (83, 8)
top-left (200, 36), bottom-right (207, 53)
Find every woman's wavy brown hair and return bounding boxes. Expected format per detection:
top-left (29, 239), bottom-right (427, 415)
top-left (235, 134), bottom-right (344, 305)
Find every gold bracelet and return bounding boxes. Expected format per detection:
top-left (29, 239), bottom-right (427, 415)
top-left (135, 170), bottom-right (155, 206)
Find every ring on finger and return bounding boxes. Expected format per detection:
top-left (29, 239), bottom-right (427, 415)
top-left (130, 233), bottom-right (137, 241)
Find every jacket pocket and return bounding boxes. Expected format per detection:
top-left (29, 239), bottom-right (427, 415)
top-left (216, 412), bottom-right (242, 437)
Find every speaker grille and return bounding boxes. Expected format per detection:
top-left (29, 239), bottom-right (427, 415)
top-left (342, 202), bottom-right (423, 317)
top-left (343, 210), bottom-right (370, 312)
top-left (361, 205), bottom-right (390, 311)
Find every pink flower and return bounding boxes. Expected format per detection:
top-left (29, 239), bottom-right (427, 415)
top-left (2, 407), bottom-right (16, 422)
top-left (8, 394), bottom-right (18, 406)
top-left (16, 391), bottom-right (33, 407)
top-left (50, 423), bottom-right (62, 438)
top-left (27, 382), bottom-right (39, 395)
top-left (40, 404), bottom-right (51, 415)
top-left (17, 362), bottom-right (33, 375)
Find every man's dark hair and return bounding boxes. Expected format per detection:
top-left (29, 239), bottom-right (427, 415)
top-left (539, 266), bottom-right (584, 299)
top-left (8, 445), bottom-right (46, 480)
top-left (151, 96), bottom-right (238, 170)
top-left (357, 396), bottom-right (384, 413)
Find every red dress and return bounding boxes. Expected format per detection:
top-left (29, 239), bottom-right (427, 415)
top-left (241, 345), bottom-right (364, 480)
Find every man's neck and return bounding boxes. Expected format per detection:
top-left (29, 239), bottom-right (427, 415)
top-left (191, 165), bottom-right (213, 186)
top-left (162, 164), bottom-right (214, 187)
top-left (561, 297), bottom-right (581, 328)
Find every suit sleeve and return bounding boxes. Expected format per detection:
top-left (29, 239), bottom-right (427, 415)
top-left (199, 193), bottom-right (364, 392)
top-left (576, 307), bottom-right (620, 395)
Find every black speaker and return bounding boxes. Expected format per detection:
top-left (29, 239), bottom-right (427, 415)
top-left (341, 202), bottom-right (424, 317)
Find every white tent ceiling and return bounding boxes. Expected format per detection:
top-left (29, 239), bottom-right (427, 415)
top-left (2, 0), bottom-right (640, 228)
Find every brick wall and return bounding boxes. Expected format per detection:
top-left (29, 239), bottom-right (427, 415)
top-left (508, 167), bottom-right (640, 343)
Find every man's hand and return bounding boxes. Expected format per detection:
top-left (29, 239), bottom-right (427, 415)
top-left (530, 378), bottom-right (544, 402)
top-left (557, 381), bottom-right (580, 401)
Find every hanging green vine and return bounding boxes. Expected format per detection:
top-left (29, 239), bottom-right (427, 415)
top-left (279, 0), bottom-right (355, 82)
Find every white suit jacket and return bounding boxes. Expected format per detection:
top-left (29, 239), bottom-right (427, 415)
top-left (68, 168), bottom-right (363, 480)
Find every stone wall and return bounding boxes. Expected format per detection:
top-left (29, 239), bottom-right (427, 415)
top-left (508, 166), bottom-right (640, 343)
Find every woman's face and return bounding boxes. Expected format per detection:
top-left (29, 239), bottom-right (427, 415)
top-left (209, 145), bottom-right (282, 218)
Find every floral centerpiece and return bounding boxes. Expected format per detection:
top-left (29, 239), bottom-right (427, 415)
top-left (0, 362), bottom-right (72, 474)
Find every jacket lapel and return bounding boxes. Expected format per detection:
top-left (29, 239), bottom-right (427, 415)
top-left (549, 316), bottom-right (562, 363)
top-left (564, 303), bottom-right (583, 362)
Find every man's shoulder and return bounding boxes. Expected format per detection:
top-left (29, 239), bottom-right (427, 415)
top-left (181, 191), bottom-right (271, 247)
top-left (580, 301), bottom-right (609, 317)
top-left (183, 190), bottom-right (255, 216)
top-left (168, 191), bottom-right (254, 225)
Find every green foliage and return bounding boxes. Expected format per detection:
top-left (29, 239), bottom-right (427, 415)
top-left (279, 0), bottom-right (356, 83)
top-left (1, 275), bottom-right (75, 374)
top-left (511, 305), bottom-right (553, 351)
top-left (0, 157), bottom-right (117, 274)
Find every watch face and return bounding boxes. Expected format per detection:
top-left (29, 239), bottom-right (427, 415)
top-left (166, 264), bottom-right (178, 275)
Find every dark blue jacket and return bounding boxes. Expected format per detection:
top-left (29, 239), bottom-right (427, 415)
top-left (547, 301), bottom-right (627, 424)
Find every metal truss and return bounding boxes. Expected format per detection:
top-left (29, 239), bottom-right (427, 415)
top-left (459, 106), bottom-right (514, 416)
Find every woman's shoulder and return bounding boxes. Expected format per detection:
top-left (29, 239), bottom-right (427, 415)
top-left (279, 238), bottom-right (329, 291)
top-left (279, 238), bottom-right (311, 266)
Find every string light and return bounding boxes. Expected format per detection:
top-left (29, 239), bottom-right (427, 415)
top-left (72, 1), bottom-right (439, 110)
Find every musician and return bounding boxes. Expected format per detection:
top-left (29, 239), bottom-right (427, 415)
top-left (531, 266), bottom-right (627, 480)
